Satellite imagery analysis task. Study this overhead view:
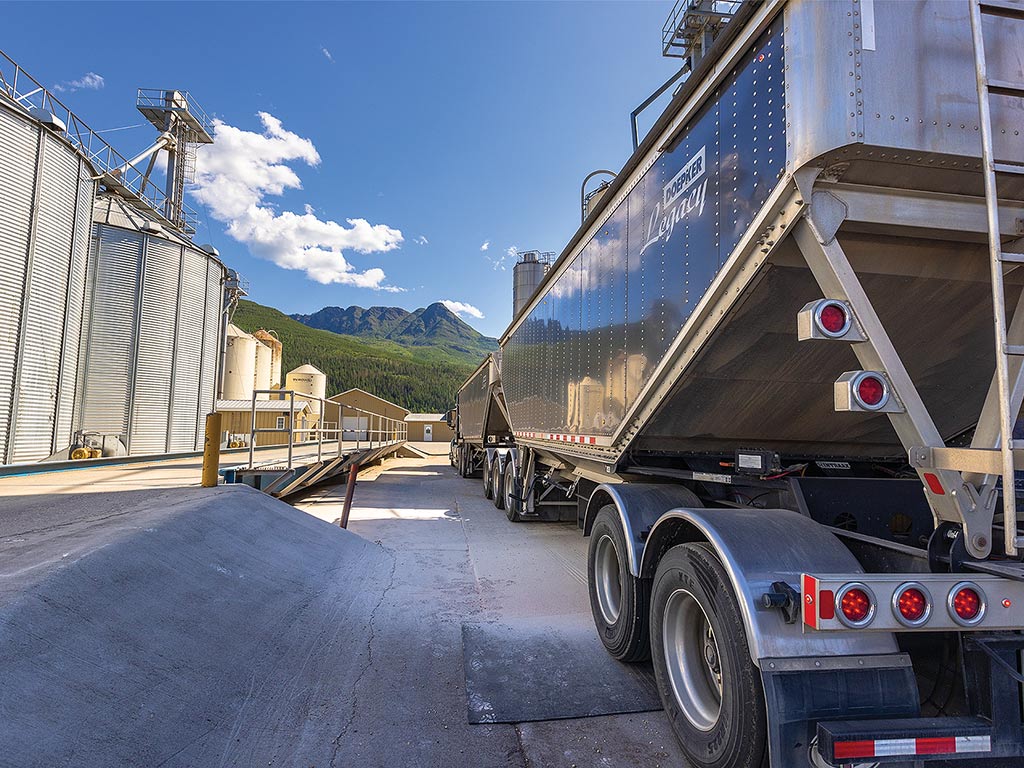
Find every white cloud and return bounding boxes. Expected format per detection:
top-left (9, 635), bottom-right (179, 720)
top-left (192, 112), bottom-right (404, 290)
top-left (485, 244), bottom-right (517, 271)
top-left (480, 240), bottom-right (490, 251)
top-left (53, 72), bottom-right (105, 93)
top-left (321, 46), bottom-right (335, 63)
top-left (414, 235), bottom-right (429, 245)
top-left (441, 300), bottom-right (484, 320)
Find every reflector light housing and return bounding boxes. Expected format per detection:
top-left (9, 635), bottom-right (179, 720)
top-left (892, 582), bottom-right (931, 627)
top-left (855, 373), bottom-right (887, 409)
top-left (834, 370), bottom-right (902, 413)
top-left (836, 582), bottom-right (876, 628)
top-left (797, 299), bottom-right (866, 342)
top-left (816, 300), bottom-right (852, 337)
top-left (949, 582), bottom-right (986, 626)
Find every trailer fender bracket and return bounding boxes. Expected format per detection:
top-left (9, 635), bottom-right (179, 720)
top-left (640, 507), bottom-right (900, 664)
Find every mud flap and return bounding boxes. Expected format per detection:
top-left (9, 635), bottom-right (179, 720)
top-left (760, 654), bottom-right (919, 767)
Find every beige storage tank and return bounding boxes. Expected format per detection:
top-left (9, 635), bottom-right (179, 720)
top-left (285, 364), bottom-right (326, 415)
top-left (223, 324), bottom-right (257, 401)
top-left (253, 329), bottom-right (282, 389)
top-left (253, 338), bottom-right (272, 400)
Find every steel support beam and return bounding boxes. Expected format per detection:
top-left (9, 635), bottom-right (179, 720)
top-left (794, 209), bottom-right (993, 557)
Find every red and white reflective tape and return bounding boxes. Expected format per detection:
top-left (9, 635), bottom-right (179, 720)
top-left (514, 431), bottom-right (597, 445)
top-left (834, 735), bottom-right (991, 760)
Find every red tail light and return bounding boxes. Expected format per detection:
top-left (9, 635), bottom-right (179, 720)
top-left (837, 583), bottom-right (875, 627)
top-left (950, 582), bottom-right (985, 625)
top-left (817, 301), bottom-right (851, 336)
top-left (856, 375), bottom-right (886, 407)
top-left (893, 583), bottom-right (931, 626)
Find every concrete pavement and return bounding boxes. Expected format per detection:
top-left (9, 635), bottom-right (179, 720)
top-left (299, 454), bottom-right (687, 767)
top-left (0, 451), bottom-right (686, 767)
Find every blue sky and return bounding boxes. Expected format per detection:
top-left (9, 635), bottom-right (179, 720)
top-left (4, 1), bottom-right (681, 338)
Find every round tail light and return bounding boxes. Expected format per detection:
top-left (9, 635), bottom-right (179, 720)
top-left (949, 582), bottom-right (986, 626)
top-left (853, 372), bottom-right (888, 410)
top-left (836, 583), bottom-right (876, 628)
top-left (816, 301), bottom-right (851, 337)
top-left (892, 583), bottom-right (931, 627)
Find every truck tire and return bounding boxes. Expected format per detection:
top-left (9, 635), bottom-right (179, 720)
top-left (483, 455), bottom-right (494, 499)
top-left (493, 459), bottom-right (506, 510)
top-left (458, 446), bottom-right (467, 477)
top-left (588, 506), bottom-right (651, 662)
top-left (650, 543), bottom-right (767, 768)
top-left (503, 461), bottom-right (522, 522)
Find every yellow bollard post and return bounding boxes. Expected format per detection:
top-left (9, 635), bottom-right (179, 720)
top-left (201, 412), bottom-right (222, 487)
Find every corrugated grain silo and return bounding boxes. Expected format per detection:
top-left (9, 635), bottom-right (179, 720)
top-left (0, 85), bottom-right (95, 463)
top-left (76, 196), bottom-right (226, 454)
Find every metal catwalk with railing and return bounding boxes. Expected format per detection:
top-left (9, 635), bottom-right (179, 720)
top-left (240, 389), bottom-right (408, 497)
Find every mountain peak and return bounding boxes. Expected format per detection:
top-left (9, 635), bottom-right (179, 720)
top-left (289, 302), bottom-right (496, 357)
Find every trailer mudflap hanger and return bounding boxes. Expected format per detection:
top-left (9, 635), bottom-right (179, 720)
top-left (816, 718), bottom-right (993, 764)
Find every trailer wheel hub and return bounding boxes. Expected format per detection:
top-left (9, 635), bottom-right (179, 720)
top-left (594, 534), bottom-right (622, 625)
top-left (663, 588), bottom-right (723, 732)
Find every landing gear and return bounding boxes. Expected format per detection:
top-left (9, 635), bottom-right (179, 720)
top-left (587, 506), bottom-right (651, 662)
top-left (650, 543), bottom-right (768, 768)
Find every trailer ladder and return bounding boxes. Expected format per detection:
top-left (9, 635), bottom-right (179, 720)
top-left (969, 0), bottom-right (1024, 556)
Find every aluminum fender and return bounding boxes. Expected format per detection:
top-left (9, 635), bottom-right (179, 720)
top-left (584, 484), bottom-right (702, 576)
top-left (641, 507), bottom-right (899, 664)
top-left (486, 446), bottom-right (517, 473)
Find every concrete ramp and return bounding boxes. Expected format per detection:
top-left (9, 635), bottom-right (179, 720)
top-left (0, 485), bottom-right (393, 767)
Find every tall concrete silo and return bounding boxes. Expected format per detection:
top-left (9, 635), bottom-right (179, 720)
top-left (222, 323), bottom-right (257, 402)
top-left (253, 329), bottom-right (283, 390)
top-left (0, 72), bottom-right (96, 464)
top-left (512, 251), bottom-right (552, 317)
top-left (285, 364), bottom-right (327, 415)
top-left (253, 338), bottom-right (273, 400)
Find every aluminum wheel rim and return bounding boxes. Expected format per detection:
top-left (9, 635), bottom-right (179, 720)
top-left (594, 534), bottom-right (622, 625)
top-left (662, 588), bottom-right (723, 732)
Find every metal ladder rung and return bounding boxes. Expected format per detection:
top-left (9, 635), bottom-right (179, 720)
top-left (1001, 252), bottom-right (1024, 264)
top-left (987, 78), bottom-right (1024, 97)
top-left (980, 0), bottom-right (1024, 17)
top-left (1003, 344), bottom-right (1024, 355)
top-left (995, 162), bottom-right (1024, 176)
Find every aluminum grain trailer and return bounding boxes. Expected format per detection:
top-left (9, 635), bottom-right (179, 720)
top-left (461, 1), bottom-right (1024, 765)
top-left (453, 355), bottom-right (519, 509)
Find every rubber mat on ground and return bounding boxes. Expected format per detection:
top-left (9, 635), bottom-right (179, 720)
top-left (461, 614), bottom-right (662, 724)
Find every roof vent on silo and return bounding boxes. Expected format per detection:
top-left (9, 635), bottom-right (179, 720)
top-left (199, 244), bottom-right (220, 257)
top-left (29, 107), bottom-right (66, 133)
top-left (141, 220), bottom-right (165, 236)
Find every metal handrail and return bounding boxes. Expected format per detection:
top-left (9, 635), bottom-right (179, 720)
top-left (0, 48), bottom-right (200, 234)
top-left (245, 390), bottom-right (408, 471)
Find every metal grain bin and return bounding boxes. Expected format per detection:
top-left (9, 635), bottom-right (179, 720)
top-left (0, 98), bottom-right (95, 464)
top-left (77, 197), bottom-right (226, 455)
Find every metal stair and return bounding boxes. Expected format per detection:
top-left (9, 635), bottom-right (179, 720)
top-left (969, 0), bottom-right (1024, 555)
